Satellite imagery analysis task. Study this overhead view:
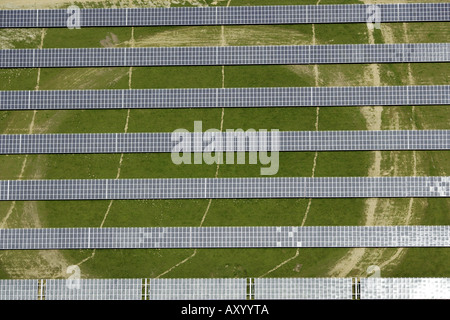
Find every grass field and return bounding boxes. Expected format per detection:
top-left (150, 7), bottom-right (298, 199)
top-left (0, 0), bottom-right (449, 280)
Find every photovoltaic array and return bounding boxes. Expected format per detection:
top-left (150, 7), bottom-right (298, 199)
top-left (359, 278), bottom-right (450, 299)
top-left (0, 226), bottom-right (448, 250)
top-left (254, 278), bottom-right (353, 300)
top-left (1, 85), bottom-right (448, 110)
top-left (45, 279), bottom-right (142, 300)
top-left (0, 1), bottom-right (449, 301)
top-left (0, 177), bottom-right (449, 201)
top-left (1, 3), bottom-right (449, 28)
top-left (148, 278), bottom-right (247, 300)
top-left (0, 130), bottom-right (448, 154)
top-left (2, 277), bottom-right (449, 300)
top-left (0, 279), bottom-right (38, 300)
top-left (0, 43), bottom-right (449, 68)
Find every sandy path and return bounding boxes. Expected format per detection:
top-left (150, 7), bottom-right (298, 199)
top-left (327, 3), bottom-right (383, 277)
top-left (378, 23), bottom-right (418, 269)
top-left (259, 0), bottom-right (322, 277)
top-left (328, 15), bottom-right (421, 277)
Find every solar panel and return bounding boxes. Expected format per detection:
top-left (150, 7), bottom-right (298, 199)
top-left (0, 44), bottom-right (448, 68)
top-left (0, 279), bottom-right (38, 300)
top-left (0, 226), bottom-right (448, 250)
top-left (45, 279), bottom-right (142, 300)
top-left (1, 4), bottom-right (449, 28)
top-left (0, 130), bottom-right (448, 154)
top-left (360, 278), bottom-right (450, 299)
top-left (1, 277), bottom-right (449, 300)
top-left (1, 85), bottom-right (448, 110)
top-left (0, 176), bottom-right (449, 201)
top-left (254, 278), bottom-right (353, 300)
top-left (148, 278), bottom-right (247, 300)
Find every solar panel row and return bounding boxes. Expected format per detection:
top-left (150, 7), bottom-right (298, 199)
top-left (0, 176), bottom-right (449, 200)
top-left (0, 279), bottom-right (38, 300)
top-left (148, 278), bottom-right (247, 300)
top-left (0, 226), bottom-right (448, 249)
top-left (0, 44), bottom-right (448, 68)
top-left (254, 278), bottom-right (353, 300)
top-left (2, 277), bottom-right (449, 300)
top-left (45, 279), bottom-right (142, 300)
top-left (359, 278), bottom-right (450, 299)
top-left (0, 130), bottom-right (448, 154)
top-left (1, 3), bottom-right (449, 28)
top-left (1, 85), bottom-right (448, 110)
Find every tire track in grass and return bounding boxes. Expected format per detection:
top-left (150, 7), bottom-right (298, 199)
top-left (155, 0), bottom-right (231, 278)
top-left (379, 22), bottom-right (418, 270)
top-left (259, 1), bottom-right (322, 277)
top-left (0, 29), bottom-right (45, 229)
top-left (0, 29), bottom-right (71, 279)
top-left (77, 26), bottom-right (135, 268)
top-left (348, 22), bottom-right (420, 275)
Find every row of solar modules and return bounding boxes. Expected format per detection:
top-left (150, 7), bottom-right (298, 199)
top-left (1, 44), bottom-right (449, 68)
top-left (1, 278), bottom-right (449, 300)
top-left (1, 85), bottom-right (448, 110)
top-left (0, 226), bottom-right (448, 249)
top-left (0, 176), bottom-right (449, 200)
top-left (254, 278), bottom-right (450, 300)
top-left (1, 3), bottom-right (449, 28)
top-left (0, 130), bottom-right (448, 154)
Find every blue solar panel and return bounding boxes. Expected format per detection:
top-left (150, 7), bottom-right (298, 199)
top-left (360, 278), bottom-right (450, 299)
top-left (0, 85), bottom-right (447, 110)
top-left (0, 44), bottom-right (448, 68)
top-left (0, 130), bottom-right (448, 154)
top-left (1, 4), bottom-right (449, 28)
top-left (0, 226), bottom-right (448, 249)
top-left (0, 177), bottom-right (449, 200)
top-left (45, 279), bottom-right (142, 300)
